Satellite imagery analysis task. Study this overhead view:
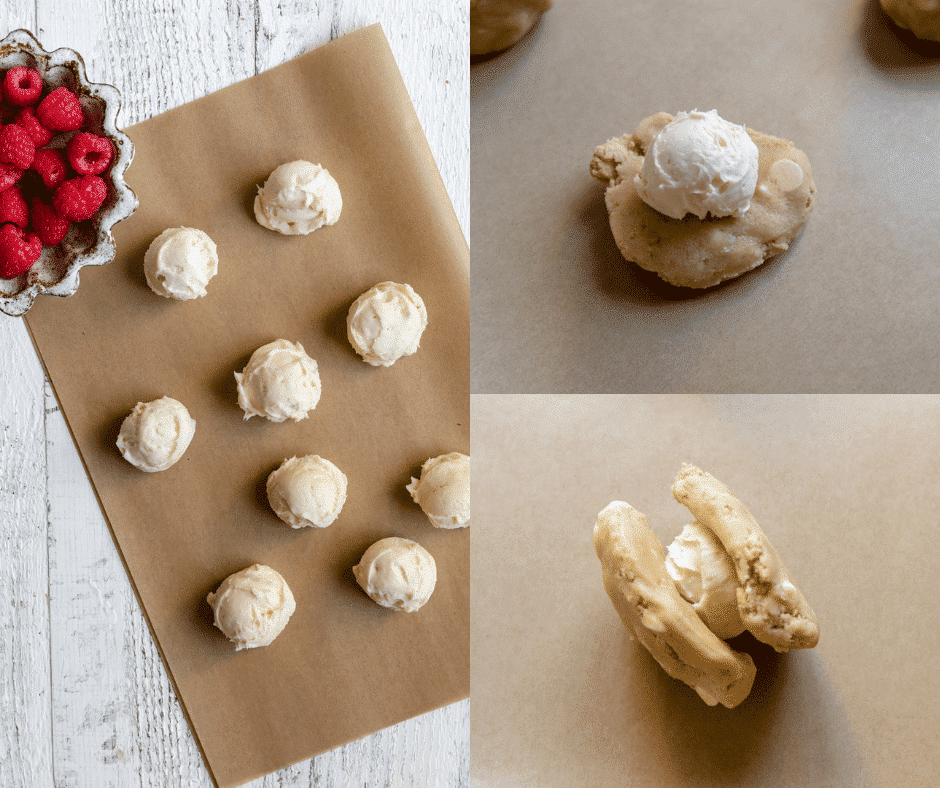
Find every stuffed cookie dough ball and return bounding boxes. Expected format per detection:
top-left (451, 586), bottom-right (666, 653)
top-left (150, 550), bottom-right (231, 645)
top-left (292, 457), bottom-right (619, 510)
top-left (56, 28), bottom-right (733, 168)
top-left (266, 455), bottom-right (347, 528)
top-left (117, 396), bottom-right (195, 472)
top-left (207, 564), bottom-right (296, 650)
top-left (353, 537), bottom-right (437, 612)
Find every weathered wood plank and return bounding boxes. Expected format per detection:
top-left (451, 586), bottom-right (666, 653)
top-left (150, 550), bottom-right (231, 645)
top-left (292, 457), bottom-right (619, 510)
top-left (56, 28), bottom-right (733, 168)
top-left (0, 316), bottom-right (52, 788)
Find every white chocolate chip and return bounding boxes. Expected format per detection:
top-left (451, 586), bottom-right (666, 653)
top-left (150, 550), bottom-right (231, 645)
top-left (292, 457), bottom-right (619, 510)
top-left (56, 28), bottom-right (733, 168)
top-left (769, 159), bottom-right (803, 192)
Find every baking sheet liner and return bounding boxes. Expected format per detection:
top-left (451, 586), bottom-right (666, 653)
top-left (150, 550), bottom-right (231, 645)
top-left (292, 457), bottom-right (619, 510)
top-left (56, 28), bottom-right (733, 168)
top-left (25, 24), bottom-right (469, 788)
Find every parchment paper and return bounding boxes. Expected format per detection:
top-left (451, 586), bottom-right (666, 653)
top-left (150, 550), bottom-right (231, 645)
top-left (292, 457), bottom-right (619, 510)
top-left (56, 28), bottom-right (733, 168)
top-left (472, 0), bottom-right (940, 393)
top-left (24, 25), bottom-right (469, 788)
top-left (472, 394), bottom-right (940, 787)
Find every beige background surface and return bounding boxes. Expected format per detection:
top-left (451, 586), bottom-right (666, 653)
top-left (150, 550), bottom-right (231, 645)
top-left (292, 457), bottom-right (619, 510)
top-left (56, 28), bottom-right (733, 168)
top-left (472, 395), bottom-right (940, 787)
top-left (472, 0), bottom-right (940, 393)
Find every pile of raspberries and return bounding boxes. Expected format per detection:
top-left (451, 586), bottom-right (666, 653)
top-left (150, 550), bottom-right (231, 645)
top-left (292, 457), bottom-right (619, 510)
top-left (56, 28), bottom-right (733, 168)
top-left (0, 66), bottom-right (114, 279)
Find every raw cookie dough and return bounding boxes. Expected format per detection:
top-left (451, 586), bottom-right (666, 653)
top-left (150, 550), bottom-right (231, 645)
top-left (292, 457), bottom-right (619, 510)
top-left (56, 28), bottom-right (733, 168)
top-left (235, 339), bottom-right (321, 422)
top-left (346, 281), bottom-right (428, 367)
top-left (117, 396), bottom-right (195, 472)
top-left (470, 0), bottom-right (552, 55)
top-left (665, 522), bottom-right (746, 640)
top-left (671, 464), bottom-right (820, 652)
top-left (406, 452), bottom-right (470, 529)
top-left (206, 564), bottom-right (296, 650)
top-left (143, 227), bottom-right (218, 300)
top-left (590, 112), bottom-right (815, 288)
top-left (254, 160), bottom-right (342, 235)
top-left (266, 455), bottom-right (347, 528)
top-left (353, 537), bottom-right (437, 612)
top-left (881, 0), bottom-right (940, 41)
top-left (594, 501), bottom-right (756, 708)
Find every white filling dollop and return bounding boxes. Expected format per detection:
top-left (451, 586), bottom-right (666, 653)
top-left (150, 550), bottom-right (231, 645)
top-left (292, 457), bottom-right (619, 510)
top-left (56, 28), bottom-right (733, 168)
top-left (143, 227), bottom-right (218, 300)
top-left (206, 564), bottom-right (296, 650)
top-left (665, 521), bottom-right (745, 639)
top-left (406, 452), bottom-right (470, 529)
top-left (352, 537), bottom-right (437, 612)
top-left (266, 455), bottom-right (347, 528)
top-left (634, 109), bottom-right (759, 220)
top-left (117, 396), bottom-right (195, 472)
top-left (254, 160), bottom-right (342, 235)
top-left (234, 339), bottom-right (321, 422)
top-left (347, 281), bottom-right (428, 366)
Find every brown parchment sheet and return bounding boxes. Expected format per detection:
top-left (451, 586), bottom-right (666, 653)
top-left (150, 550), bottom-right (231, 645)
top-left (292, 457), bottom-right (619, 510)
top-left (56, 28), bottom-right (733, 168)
top-left (472, 394), bottom-right (940, 787)
top-left (24, 25), bottom-right (469, 788)
top-left (472, 0), bottom-right (940, 393)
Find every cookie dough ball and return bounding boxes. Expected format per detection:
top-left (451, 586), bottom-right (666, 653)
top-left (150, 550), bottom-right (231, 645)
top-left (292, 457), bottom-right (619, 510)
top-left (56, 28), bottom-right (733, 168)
top-left (117, 396), bottom-right (195, 472)
top-left (254, 160), bottom-right (342, 235)
top-left (590, 112), bottom-right (815, 288)
top-left (881, 0), bottom-right (940, 41)
top-left (206, 564), bottom-right (296, 650)
top-left (266, 455), bottom-right (348, 528)
top-left (665, 522), bottom-right (745, 640)
top-left (634, 110), bottom-right (759, 220)
top-left (406, 452), bottom-right (470, 529)
top-left (143, 227), bottom-right (218, 300)
top-left (347, 282), bottom-right (428, 366)
top-left (353, 537), bottom-right (437, 612)
top-left (470, 0), bottom-right (552, 55)
top-left (235, 339), bottom-right (321, 422)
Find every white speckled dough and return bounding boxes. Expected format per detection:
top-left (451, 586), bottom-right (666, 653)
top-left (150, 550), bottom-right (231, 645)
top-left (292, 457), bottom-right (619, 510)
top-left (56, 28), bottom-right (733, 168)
top-left (590, 113), bottom-right (815, 288)
top-left (470, 0), bottom-right (552, 55)
top-left (266, 455), bottom-right (347, 528)
top-left (881, 0), bottom-right (940, 41)
top-left (593, 501), bottom-right (756, 708)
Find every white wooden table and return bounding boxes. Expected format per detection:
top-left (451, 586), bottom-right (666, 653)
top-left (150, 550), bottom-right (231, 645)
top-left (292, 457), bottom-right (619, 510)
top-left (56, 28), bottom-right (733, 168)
top-left (0, 2), bottom-right (468, 786)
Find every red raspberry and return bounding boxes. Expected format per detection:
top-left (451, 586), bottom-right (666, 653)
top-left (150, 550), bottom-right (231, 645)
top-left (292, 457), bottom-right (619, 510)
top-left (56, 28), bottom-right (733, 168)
top-left (66, 132), bottom-right (113, 176)
top-left (0, 223), bottom-right (42, 279)
top-left (32, 148), bottom-right (67, 190)
top-left (0, 162), bottom-right (23, 191)
top-left (36, 87), bottom-right (84, 132)
top-left (53, 175), bottom-right (107, 221)
top-left (0, 124), bottom-right (36, 169)
top-left (0, 186), bottom-right (27, 228)
top-left (3, 67), bottom-right (42, 107)
top-left (14, 107), bottom-right (53, 147)
top-left (30, 198), bottom-right (71, 245)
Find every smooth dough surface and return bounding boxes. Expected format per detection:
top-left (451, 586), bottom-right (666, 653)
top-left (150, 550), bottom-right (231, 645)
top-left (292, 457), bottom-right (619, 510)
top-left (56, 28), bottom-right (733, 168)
top-left (593, 501), bottom-right (756, 708)
top-left (470, 0), bottom-right (552, 55)
top-left (880, 0), bottom-right (940, 41)
top-left (590, 113), bottom-right (815, 288)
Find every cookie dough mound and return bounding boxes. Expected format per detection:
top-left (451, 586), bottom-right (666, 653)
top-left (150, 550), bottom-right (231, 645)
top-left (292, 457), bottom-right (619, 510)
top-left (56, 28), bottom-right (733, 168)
top-left (665, 522), bottom-right (746, 640)
top-left (207, 564), bottom-right (296, 650)
top-left (266, 455), bottom-right (348, 528)
top-left (406, 452), bottom-right (470, 529)
top-left (235, 339), bottom-right (321, 422)
top-left (881, 0), bottom-right (940, 42)
top-left (470, 0), bottom-right (552, 55)
top-left (117, 396), bottom-right (195, 473)
top-left (353, 537), bottom-right (437, 612)
top-left (594, 501), bottom-right (756, 708)
top-left (671, 464), bottom-right (820, 652)
top-left (143, 227), bottom-right (218, 300)
top-left (590, 112), bottom-right (815, 288)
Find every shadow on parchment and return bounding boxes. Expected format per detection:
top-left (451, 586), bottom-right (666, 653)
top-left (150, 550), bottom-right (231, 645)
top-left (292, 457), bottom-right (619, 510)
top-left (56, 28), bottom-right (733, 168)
top-left (860, 0), bottom-right (940, 81)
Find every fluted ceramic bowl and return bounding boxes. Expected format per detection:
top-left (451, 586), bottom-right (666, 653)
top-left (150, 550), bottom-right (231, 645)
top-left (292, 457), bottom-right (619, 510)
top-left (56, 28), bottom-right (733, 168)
top-left (0, 29), bottom-right (137, 317)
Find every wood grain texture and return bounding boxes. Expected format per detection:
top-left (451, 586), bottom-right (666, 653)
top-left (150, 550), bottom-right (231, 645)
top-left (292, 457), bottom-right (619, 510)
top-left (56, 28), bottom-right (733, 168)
top-left (0, 1), bottom-right (468, 786)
